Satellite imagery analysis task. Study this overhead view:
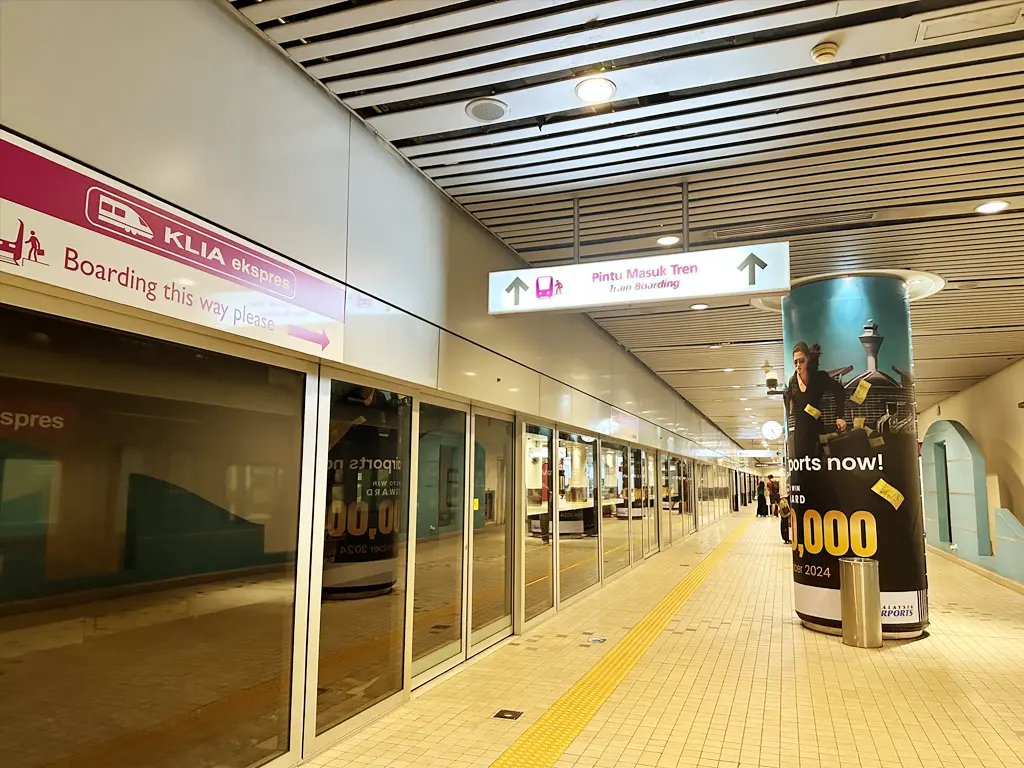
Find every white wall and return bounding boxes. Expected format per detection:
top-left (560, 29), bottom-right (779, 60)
top-left (919, 358), bottom-right (1024, 525)
top-left (0, 0), bottom-right (740, 461)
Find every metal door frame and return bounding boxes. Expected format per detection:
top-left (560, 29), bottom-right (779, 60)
top-left (519, 418), bottom-right (557, 632)
top-left (467, 405), bottom-right (517, 657)
top-left (553, 425), bottom-right (602, 609)
top-left (409, 393), bottom-right (473, 689)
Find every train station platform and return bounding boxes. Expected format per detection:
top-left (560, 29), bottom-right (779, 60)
top-left (310, 512), bottom-right (1024, 768)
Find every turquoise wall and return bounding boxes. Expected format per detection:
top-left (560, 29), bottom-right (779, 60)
top-left (922, 419), bottom-right (1024, 583)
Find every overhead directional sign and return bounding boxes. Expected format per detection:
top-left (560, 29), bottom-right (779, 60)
top-left (488, 242), bottom-right (789, 315)
top-left (0, 130), bottom-right (346, 361)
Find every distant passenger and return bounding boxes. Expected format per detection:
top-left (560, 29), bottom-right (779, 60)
top-left (768, 473), bottom-right (781, 515)
top-left (756, 479), bottom-right (768, 517)
top-left (778, 498), bottom-right (792, 544)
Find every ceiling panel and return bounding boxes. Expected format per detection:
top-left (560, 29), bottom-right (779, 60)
top-left (228, 0), bottom-right (1024, 450)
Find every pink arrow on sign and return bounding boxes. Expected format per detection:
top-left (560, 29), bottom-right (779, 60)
top-left (287, 325), bottom-right (330, 350)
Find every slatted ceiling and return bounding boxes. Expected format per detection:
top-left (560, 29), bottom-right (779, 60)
top-left (264, 0), bottom-right (476, 46)
top-left (319, 0), bottom-right (687, 90)
top-left (235, 0), bottom-right (343, 26)
top-left (229, 0), bottom-right (1024, 448)
top-left (913, 356), bottom-right (1021, 379)
top-left (423, 91), bottom-right (1024, 184)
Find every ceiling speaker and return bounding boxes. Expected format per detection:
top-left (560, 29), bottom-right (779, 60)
top-left (466, 98), bottom-right (509, 123)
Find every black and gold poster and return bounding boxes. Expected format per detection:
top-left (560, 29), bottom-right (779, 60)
top-left (782, 276), bottom-right (928, 635)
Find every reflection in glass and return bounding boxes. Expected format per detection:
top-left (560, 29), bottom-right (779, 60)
top-left (681, 460), bottom-right (696, 536)
top-left (0, 305), bottom-right (303, 768)
top-left (412, 403), bottom-right (466, 676)
top-left (557, 433), bottom-right (598, 600)
top-left (644, 452), bottom-right (658, 555)
top-left (660, 453), bottom-right (671, 546)
top-left (318, 381), bottom-right (412, 734)
top-left (629, 449), bottom-right (645, 564)
top-left (471, 415), bottom-right (514, 645)
top-left (601, 443), bottom-right (629, 578)
top-left (667, 456), bottom-right (683, 545)
top-left (525, 425), bottom-right (553, 621)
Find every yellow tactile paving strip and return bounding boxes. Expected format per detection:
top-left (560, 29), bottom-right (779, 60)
top-left (488, 520), bottom-right (753, 768)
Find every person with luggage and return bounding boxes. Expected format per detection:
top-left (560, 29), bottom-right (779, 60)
top-left (767, 474), bottom-right (781, 515)
top-left (778, 497), bottom-right (792, 543)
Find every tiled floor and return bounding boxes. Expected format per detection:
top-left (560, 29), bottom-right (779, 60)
top-left (313, 512), bottom-right (1024, 768)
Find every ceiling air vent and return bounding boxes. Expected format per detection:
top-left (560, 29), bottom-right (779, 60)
top-left (712, 211), bottom-right (875, 239)
top-left (916, 2), bottom-right (1023, 44)
top-left (466, 98), bottom-right (509, 123)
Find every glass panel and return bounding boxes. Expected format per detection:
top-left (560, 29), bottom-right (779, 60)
top-left (471, 415), bottom-right (514, 645)
top-left (698, 464), bottom-right (712, 529)
top-left (601, 442), bottom-right (629, 578)
top-left (644, 452), bottom-right (658, 555)
top-left (0, 305), bottom-right (303, 768)
top-left (557, 432), bottom-right (598, 600)
top-left (525, 425), bottom-right (553, 621)
top-left (318, 381), bottom-right (411, 734)
top-left (411, 403), bottom-right (466, 676)
top-left (683, 461), bottom-right (696, 535)
top-left (668, 457), bottom-right (683, 544)
top-left (663, 450), bottom-right (671, 548)
top-left (629, 449), bottom-right (644, 564)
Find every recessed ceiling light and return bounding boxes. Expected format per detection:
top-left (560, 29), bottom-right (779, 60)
top-left (732, 385), bottom-right (741, 389)
top-left (745, 407), bottom-right (752, 411)
top-left (658, 235), bottom-right (682, 246)
top-left (709, 344), bottom-right (722, 350)
top-left (575, 76), bottom-right (616, 103)
top-left (723, 367), bottom-right (734, 372)
top-left (976, 200), bottom-right (1010, 214)
top-left (690, 302), bottom-right (709, 310)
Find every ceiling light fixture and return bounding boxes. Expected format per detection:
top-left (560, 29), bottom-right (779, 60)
top-left (690, 303), bottom-right (709, 310)
top-left (658, 235), bottom-right (681, 246)
top-left (976, 200), bottom-right (1010, 214)
top-left (575, 76), bottom-right (616, 103)
top-left (723, 367), bottom-right (734, 373)
top-left (709, 344), bottom-right (722, 350)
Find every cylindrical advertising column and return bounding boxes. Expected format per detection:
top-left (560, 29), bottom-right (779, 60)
top-left (782, 275), bottom-right (928, 638)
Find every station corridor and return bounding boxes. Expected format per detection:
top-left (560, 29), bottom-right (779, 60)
top-left (310, 512), bottom-right (1024, 768)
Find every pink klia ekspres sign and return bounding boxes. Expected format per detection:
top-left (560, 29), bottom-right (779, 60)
top-left (0, 130), bottom-right (345, 361)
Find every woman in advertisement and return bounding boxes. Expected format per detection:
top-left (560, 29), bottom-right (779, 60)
top-left (784, 342), bottom-right (847, 460)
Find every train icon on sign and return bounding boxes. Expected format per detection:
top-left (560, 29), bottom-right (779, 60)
top-left (536, 276), bottom-right (563, 299)
top-left (95, 192), bottom-right (154, 239)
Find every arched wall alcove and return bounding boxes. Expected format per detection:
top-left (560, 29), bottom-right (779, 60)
top-left (921, 419), bottom-right (992, 558)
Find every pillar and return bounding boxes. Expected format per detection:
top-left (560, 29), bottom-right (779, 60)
top-left (782, 275), bottom-right (928, 638)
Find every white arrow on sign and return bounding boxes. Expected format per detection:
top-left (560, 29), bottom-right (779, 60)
top-left (488, 242), bottom-right (789, 315)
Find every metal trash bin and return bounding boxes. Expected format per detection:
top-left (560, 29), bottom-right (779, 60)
top-left (839, 557), bottom-right (883, 648)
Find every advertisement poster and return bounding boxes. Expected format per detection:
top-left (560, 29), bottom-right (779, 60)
top-left (782, 276), bottom-right (928, 634)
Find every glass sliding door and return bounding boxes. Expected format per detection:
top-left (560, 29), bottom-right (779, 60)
top-left (660, 453), bottom-right (672, 546)
top-left (0, 305), bottom-right (308, 768)
top-left (629, 449), bottom-right (645, 564)
top-left (682, 460), bottom-right (697, 535)
top-left (557, 432), bottom-right (598, 601)
top-left (315, 380), bottom-right (412, 736)
top-left (601, 442), bottom-right (629, 578)
top-left (644, 451), bottom-right (659, 556)
top-left (524, 425), bottom-right (554, 622)
top-left (411, 401), bottom-right (467, 678)
top-left (669, 456), bottom-right (684, 545)
top-left (469, 412), bottom-right (514, 650)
